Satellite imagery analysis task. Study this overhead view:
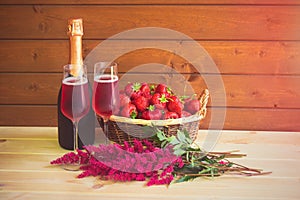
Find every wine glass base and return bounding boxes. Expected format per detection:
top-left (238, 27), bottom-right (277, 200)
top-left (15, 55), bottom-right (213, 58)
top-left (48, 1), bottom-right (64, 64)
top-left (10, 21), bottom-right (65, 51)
top-left (61, 164), bottom-right (81, 171)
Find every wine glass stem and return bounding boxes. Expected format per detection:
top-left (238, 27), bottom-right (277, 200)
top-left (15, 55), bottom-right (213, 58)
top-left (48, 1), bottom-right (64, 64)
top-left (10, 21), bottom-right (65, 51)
top-left (103, 118), bottom-right (109, 145)
top-left (73, 121), bottom-right (79, 151)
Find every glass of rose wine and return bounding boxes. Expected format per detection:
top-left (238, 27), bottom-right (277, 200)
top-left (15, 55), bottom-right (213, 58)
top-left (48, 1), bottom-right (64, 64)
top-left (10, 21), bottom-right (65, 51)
top-left (93, 62), bottom-right (119, 144)
top-left (60, 64), bottom-right (90, 170)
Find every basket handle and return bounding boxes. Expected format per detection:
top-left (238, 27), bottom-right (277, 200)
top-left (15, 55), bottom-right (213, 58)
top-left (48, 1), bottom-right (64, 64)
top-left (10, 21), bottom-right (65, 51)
top-left (198, 89), bottom-right (209, 118)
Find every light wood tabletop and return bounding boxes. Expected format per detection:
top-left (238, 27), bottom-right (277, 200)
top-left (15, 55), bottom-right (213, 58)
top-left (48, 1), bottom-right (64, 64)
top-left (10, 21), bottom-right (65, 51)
top-left (0, 127), bottom-right (299, 200)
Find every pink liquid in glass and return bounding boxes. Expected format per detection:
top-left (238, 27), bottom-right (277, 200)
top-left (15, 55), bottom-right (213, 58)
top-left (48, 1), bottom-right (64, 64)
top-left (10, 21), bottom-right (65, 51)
top-left (61, 77), bottom-right (90, 122)
top-left (93, 75), bottom-right (119, 118)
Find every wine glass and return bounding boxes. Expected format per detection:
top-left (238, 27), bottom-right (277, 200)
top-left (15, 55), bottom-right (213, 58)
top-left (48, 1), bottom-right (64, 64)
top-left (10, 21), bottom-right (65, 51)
top-left (60, 64), bottom-right (90, 170)
top-left (92, 62), bottom-right (119, 144)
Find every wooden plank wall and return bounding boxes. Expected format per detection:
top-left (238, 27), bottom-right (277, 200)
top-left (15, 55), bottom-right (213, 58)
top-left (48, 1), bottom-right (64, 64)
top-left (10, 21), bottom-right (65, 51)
top-left (0, 0), bottom-right (299, 131)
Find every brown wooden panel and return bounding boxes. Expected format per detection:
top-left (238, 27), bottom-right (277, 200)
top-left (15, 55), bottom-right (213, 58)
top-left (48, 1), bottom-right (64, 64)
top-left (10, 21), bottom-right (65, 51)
top-left (0, 6), bottom-right (299, 40)
top-left (0, 73), bottom-right (61, 105)
top-left (1, 73), bottom-right (299, 109)
top-left (1, 40), bottom-right (299, 75)
top-left (202, 107), bottom-right (300, 132)
top-left (1, 105), bottom-right (299, 131)
top-left (1, 0), bottom-right (299, 5)
top-left (0, 40), bottom-right (69, 72)
top-left (0, 105), bottom-right (57, 127)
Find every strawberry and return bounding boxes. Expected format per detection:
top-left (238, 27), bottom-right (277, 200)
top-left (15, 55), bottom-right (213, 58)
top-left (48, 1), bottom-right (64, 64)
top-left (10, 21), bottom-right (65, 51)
top-left (155, 83), bottom-right (172, 96)
top-left (125, 82), bottom-right (141, 100)
top-left (131, 90), bottom-right (142, 100)
top-left (119, 93), bottom-right (130, 108)
top-left (140, 82), bottom-right (151, 97)
top-left (150, 93), bottom-right (168, 110)
top-left (141, 105), bottom-right (162, 120)
top-left (155, 83), bottom-right (167, 94)
top-left (132, 95), bottom-right (149, 112)
top-left (164, 111), bottom-right (179, 119)
top-left (182, 110), bottom-right (192, 117)
top-left (184, 99), bottom-right (200, 115)
top-left (167, 95), bottom-right (183, 117)
top-left (120, 103), bottom-right (137, 119)
top-left (124, 83), bottom-right (134, 96)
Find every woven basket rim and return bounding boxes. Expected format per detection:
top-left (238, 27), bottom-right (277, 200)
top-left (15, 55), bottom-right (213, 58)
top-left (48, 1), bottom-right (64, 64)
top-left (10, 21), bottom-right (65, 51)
top-left (109, 112), bottom-right (204, 126)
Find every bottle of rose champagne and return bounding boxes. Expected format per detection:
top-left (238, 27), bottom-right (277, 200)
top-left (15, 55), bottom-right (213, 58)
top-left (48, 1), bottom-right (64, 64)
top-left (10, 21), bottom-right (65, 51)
top-left (57, 18), bottom-right (95, 150)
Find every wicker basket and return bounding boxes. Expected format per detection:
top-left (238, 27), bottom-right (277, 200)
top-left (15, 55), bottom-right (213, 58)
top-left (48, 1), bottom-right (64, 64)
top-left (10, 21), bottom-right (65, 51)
top-left (97, 89), bottom-right (209, 146)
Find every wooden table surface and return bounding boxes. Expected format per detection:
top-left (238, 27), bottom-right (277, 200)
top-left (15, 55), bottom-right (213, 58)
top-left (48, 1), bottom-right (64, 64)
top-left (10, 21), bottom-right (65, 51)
top-left (0, 127), bottom-right (299, 200)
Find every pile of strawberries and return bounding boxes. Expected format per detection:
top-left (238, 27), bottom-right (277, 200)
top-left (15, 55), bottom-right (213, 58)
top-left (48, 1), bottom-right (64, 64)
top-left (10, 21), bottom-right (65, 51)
top-left (118, 82), bottom-right (200, 120)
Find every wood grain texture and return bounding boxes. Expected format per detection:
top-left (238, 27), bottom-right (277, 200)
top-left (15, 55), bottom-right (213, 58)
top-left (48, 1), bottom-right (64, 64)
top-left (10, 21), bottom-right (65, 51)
top-left (1, 105), bottom-right (300, 131)
top-left (0, 2), bottom-right (299, 131)
top-left (1, 0), bottom-right (300, 5)
top-left (1, 73), bottom-right (299, 109)
top-left (0, 6), bottom-right (299, 40)
top-left (1, 40), bottom-right (299, 75)
top-left (0, 127), bottom-right (299, 200)
top-left (0, 106), bottom-right (57, 127)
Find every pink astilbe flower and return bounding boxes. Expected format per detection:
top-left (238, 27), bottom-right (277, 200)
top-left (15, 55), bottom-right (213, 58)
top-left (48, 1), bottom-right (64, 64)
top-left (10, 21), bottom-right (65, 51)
top-left (50, 149), bottom-right (89, 165)
top-left (50, 139), bottom-right (184, 186)
top-left (219, 160), bottom-right (229, 165)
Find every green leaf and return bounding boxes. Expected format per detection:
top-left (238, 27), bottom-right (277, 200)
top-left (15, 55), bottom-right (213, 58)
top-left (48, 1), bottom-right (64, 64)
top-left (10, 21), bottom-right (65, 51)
top-left (156, 130), bottom-right (166, 141)
top-left (169, 138), bottom-right (180, 146)
top-left (182, 129), bottom-right (190, 138)
top-left (161, 140), bottom-right (168, 148)
top-left (172, 144), bottom-right (182, 150)
top-left (173, 148), bottom-right (186, 156)
top-left (198, 168), bottom-right (212, 175)
top-left (175, 175), bottom-right (197, 183)
top-left (177, 130), bottom-right (186, 143)
top-left (185, 137), bottom-right (192, 144)
top-left (167, 135), bottom-right (177, 143)
top-left (227, 162), bottom-right (234, 167)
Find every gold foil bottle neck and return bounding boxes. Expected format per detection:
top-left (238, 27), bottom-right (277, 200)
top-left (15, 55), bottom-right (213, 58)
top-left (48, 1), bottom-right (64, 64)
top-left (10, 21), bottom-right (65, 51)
top-left (68, 18), bottom-right (84, 76)
top-left (68, 18), bottom-right (83, 36)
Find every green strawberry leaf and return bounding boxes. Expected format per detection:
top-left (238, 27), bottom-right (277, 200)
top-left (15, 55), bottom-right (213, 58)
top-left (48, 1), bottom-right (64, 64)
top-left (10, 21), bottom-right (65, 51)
top-left (132, 82), bottom-right (141, 92)
top-left (148, 105), bottom-right (155, 111)
top-left (130, 111), bottom-right (137, 119)
top-left (159, 94), bottom-right (168, 103)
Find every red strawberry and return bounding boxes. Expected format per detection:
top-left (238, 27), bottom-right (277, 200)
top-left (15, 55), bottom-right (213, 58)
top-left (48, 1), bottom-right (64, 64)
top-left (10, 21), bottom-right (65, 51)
top-left (119, 93), bottom-right (130, 108)
top-left (133, 95), bottom-right (149, 112)
top-left (140, 82), bottom-right (150, 97)
top-left (124, 83), bottom-right (134, 96)
top-left (182, 110), bottom-right (192, 117)
top-left (141, 105), bottom-right (162, 120)
top-left (155, 83), bottom-right (172, 96)
top-left (184, 99), bottom-right (200, 115)
top-left (164, 111), bottom-right (179, 119)
top-left (125, 82), bottom-right (141, 100)
top-left (150, 93), bottom-right (168, 110)
top-left (155, 83), bottom-right (167, 94)
top-left (167, 95), bottom-right (183, 117)
top-left (120, 103), bottom-right (137, 119)
top-left (131, 90), bottom-right (142, 100)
